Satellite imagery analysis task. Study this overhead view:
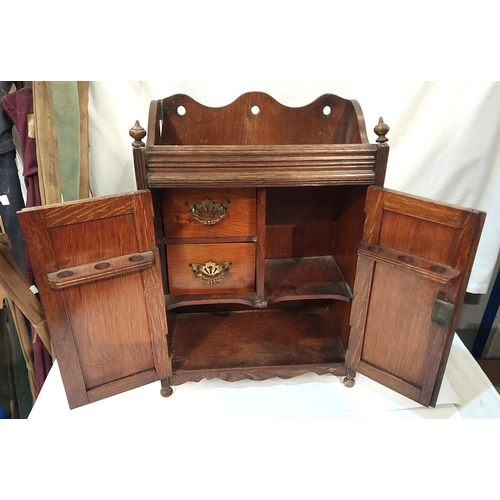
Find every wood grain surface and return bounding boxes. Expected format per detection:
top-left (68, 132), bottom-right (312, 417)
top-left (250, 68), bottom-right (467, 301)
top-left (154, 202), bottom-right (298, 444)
top-left (167, 243), bottom-right (256, 295)
top-left (162, 188), bottom-right (256, 239)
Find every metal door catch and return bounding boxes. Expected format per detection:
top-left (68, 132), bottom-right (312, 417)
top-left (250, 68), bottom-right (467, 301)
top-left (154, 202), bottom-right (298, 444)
top-left (431, 293), bottom-right (455, 326)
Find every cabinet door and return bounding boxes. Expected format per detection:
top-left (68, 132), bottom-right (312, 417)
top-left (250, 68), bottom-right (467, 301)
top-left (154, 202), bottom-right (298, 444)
top-left (346, 186), bottom-right (485, 407)
top-left (18, 191), bottom-right (172, 409)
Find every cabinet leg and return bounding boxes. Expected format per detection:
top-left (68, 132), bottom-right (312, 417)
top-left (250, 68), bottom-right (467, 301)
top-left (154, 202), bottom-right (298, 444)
top-left (343, 369), bottom-right (356, 388)
top-left (160, 378), bottom-right (173, 397)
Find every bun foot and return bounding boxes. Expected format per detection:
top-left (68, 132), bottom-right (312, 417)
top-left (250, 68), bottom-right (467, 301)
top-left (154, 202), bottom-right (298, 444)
top-left (343, 376), bottom-right (355, 388)
top-left (160, 386), bottom-right (173, 397)
top-left (160, 378), bottom-right (173, 397)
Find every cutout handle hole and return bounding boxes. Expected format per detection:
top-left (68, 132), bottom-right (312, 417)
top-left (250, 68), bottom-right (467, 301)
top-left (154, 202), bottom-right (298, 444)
top-left (398, 255), bottom-right (414, 264)
top-left (251, 105), bottom-right (260, 115)
top-left (430, 265), bottom-right (446, 273)
top-left (129, 255), bottom-right (145, 262)
top-left (57, 271), bottom-right (74, 278)
top-left (94, 262), bottom-right (111, 270)
top-left (177, 105), bottom-right (186, 116)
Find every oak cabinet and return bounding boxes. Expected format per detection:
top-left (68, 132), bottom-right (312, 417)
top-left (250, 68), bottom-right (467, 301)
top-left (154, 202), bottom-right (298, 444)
top-left (18, 92), bottom-right (485, 409)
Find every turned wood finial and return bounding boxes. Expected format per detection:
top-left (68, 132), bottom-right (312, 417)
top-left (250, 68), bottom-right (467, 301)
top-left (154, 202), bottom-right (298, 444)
top-left (374, 117), bottom-right (389, 144)
top-left (129, 120), bottom-right (146, 148)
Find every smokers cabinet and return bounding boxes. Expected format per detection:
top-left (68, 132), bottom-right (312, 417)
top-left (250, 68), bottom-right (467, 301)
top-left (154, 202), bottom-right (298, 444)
top-left (18, 92), bottom-right (485, 409)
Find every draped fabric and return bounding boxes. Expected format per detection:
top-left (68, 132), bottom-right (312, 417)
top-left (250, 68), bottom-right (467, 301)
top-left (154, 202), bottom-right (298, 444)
top-left (0, 234), bottom-right (53, 400)
top-left (0, 85), bottom-right (49, 396)
top-left (32, 82), bottom-right (90, 205)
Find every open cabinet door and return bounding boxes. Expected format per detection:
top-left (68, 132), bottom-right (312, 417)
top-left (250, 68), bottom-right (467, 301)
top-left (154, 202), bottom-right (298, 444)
top-left (346, 186), bottom-right (485, 407)
top-left (18, 191), bottom-right (172, 409)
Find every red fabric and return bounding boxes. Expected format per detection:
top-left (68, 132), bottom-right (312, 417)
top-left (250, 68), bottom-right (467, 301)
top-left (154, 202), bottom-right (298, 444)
top-left (0, 87), bottom-right (51, 394)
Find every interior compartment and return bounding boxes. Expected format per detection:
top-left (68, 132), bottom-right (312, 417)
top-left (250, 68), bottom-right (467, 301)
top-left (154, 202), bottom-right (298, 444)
top-left (161, 183), bottom-right (368, 374)
top-left (138, 92), bottom-right (380, 384)
top-left (169, 306), bottom-right (346, 373)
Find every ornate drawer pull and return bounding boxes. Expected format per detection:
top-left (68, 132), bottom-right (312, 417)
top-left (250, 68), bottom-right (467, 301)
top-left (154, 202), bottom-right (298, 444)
top-left (185, 198), bottom-right (230, 225)
top-left (189, 260), bottom-right (232, 285)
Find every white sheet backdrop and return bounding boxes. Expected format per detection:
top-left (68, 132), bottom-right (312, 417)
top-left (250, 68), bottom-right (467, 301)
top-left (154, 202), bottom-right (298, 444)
top-left (87, 81), bottom-right (500, 294)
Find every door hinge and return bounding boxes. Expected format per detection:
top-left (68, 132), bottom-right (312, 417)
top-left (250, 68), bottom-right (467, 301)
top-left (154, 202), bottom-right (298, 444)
top-left (431, 293), bottom-right (455, 326)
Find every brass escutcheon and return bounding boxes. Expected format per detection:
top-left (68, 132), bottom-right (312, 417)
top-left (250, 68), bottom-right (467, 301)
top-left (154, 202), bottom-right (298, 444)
top-left (185, 198), bottom-right (229, 225)
top-left (189, 260), bottom-right (232, 285)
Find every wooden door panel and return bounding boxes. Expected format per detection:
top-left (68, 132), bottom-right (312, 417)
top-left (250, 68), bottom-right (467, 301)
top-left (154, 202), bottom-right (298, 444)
top-left (48, 213), bottom-right (138, 267)
top-left (365, 187), bottom-right (478, 269)
top-left (18, 191), bottom-right (172, 409)
top-left (347, 186), bottom-right (485, 407)
top-left (64, 274), bottom-right (155, 389)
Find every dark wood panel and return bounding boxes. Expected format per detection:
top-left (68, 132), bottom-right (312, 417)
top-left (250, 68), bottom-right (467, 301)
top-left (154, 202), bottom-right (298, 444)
top-left (363, 186), bottom-right (480, 269)
top-left (157, 92), bottom-right (367, 145)
top-left (347, 186), bottom-right (486, 406)
top-left (48, 213), bottom-right (138, 269)
top-left (166, 292), bottom-right (257, 310)
top-left (171, 308), bottom-right (346, 371)
top-left (167, 243), bottom-right (256, 295)
top-left (18, 209), bottom-right (89, 409)
top-left (162, 236), bottom-right (257, 245)
top-left (331, 185), bottom-right (367, 348)
top-left (162, 188), bottom-right (256, 238)
top-left (360, 262), bottom-right (446, 389)
top-left (265, 256), bottom-right (351, 304)
top-left (40, 192), bottom-right (136, 228)
top-left (132, 192), bottom-right (172, 380)
top-left (87, 370), bottom-right (157, 403)
top-left (379, 211), bottom-right (460, 266)
top-left (18, 191), bottom-right (172, 408)
top-left (62, 274), bottom-right (156, 389)
top-left (255, 188), bottom-right (266, 302)
top-left (356, 361), bottom-right (422, 403)
top-left (265, 187), bottom-right (336, 258)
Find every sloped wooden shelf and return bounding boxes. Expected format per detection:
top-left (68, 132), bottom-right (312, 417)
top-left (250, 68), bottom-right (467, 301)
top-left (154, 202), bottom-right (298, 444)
top-left (166, 292), bottom-right (257, 310)
top-left (265, 256), bottom-right (352, 305)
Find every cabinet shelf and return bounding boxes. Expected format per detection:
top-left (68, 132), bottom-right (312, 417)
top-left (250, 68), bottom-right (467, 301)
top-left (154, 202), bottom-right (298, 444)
top-left (170, 307), bottom-right (346, 374)
top-left (166, 292), bottom-right (257, 310)
top-left (265, 256), bottom-right (352, 305)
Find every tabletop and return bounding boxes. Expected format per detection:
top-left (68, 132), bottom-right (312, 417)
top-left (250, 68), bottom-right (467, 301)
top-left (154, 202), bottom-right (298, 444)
top-left (28, 334), bottom-right (500, 420)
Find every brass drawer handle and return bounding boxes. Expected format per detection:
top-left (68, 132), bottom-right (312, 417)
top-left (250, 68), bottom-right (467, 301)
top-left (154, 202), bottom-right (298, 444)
top-left (189, 260), bottom-right (232, 285)
top-left (185, 198), bottom-right (230, 225)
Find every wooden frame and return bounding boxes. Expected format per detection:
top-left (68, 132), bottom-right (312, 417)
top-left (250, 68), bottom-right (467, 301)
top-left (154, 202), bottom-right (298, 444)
top-left (18, 91), bottom-right (485, 409)
top-left (18, 191), bottom-right (172, 409)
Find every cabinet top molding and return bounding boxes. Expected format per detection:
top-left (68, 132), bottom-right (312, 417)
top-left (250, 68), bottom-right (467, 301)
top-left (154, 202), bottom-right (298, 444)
top-left (130, 92), bottom-right (389, 189)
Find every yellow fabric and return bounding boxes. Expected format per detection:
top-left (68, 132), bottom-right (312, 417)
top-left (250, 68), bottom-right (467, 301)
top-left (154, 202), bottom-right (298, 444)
top-left (32, 81), bottom-right (61, 205)
top-left (32, 81), bottom-right (90, 205)
top-left (78, 81), bottom-right (90, 199)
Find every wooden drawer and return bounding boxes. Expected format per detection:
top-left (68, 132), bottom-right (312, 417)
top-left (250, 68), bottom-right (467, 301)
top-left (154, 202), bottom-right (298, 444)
top-left (167, 243), bottom-right (256, 295)
top-left (162, 188), bottom-right (256, 239)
